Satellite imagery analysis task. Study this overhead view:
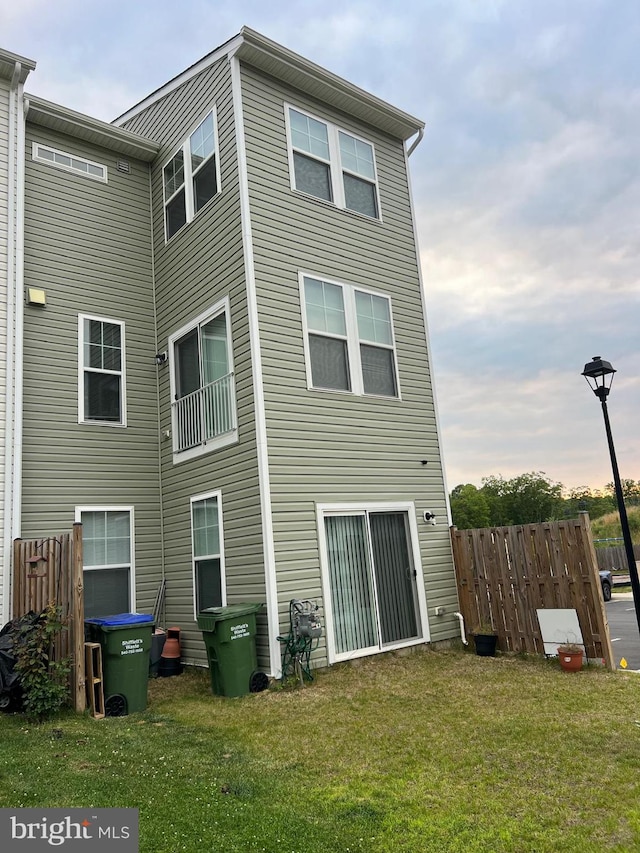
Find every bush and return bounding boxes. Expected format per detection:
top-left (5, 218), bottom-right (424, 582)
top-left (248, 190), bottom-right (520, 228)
top-left (14, 603), bottom-right (70, 720)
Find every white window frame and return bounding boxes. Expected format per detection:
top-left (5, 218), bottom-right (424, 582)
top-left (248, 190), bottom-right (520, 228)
top-left (168, 296), bottom-right (237, 464)
top-left (75, 505), bottom-right (136, 615)
top-left (299, 272), bottom-right (401, 398)
top-left (78, 314), bottom-right (127, 427)
top-left (285, 104), bottom-right (381, 220)
top-left (162, 106), bottom-right (221, 241)
top-left (190, 489), bottom-right (226, 619)
top-left (316, 501), bottom-right (429, 665)
top-left (32, 142), bottom-right (107, 183)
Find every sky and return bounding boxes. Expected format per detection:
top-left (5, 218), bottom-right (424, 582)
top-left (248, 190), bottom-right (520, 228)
top-left (2, 0), bottom-right (638, 494)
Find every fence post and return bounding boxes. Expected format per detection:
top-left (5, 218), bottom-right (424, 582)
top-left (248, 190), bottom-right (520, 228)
top-left (71, 523), bottom-right (86, 712)
top-left (578, 512), bottom-right (615, 670)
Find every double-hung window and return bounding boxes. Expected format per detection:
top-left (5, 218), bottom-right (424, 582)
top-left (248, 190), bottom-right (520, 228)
top-left (163, 108), bottom-right (220, 240)
top-left (169, 299), bottom-right (236, 461)
top-left (301, 274), bottom-right (399, 398)
top-left (287, 106), bottom-right (380, 219)
top-left (79, 315), bottom-right (126, 425)
top-left (76, 507), bottom-right (134, 619)
top-left (191, 491), bottom-right (225, 616)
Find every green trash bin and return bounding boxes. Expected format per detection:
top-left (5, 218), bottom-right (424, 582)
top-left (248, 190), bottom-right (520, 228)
top-left (197, 604), bottom-right (268, 697)
top-left (85, 613), bottom-right (155, 716)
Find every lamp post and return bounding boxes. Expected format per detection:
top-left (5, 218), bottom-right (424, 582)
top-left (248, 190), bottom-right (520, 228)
top-left (582, 356), bottom-right (640, 635)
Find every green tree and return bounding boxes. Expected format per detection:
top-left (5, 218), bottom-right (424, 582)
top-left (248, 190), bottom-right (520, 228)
top-left (605, 479), bottom-right (640, 506)
top-left (562, 486), bottom-right (615, 521)
top-left (450, 484), bottom-right (491, 529)
top-left (481, 472), bottom-right (563, 526)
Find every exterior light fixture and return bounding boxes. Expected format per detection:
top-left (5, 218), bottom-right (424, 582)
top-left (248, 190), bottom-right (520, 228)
top-left (582, 356), bottom-right (640, 636)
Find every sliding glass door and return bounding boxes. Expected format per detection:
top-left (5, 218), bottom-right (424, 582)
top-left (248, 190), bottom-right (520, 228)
top-left (323, 509), bottom-right (421, 658)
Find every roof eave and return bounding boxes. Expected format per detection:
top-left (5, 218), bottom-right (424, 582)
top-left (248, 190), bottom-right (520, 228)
top-left (26, 95), bottom-right (160, 161)
top-left (235, 27), bottom-right (424, 141)
top-left (0, 48), bottom-right (36, 84)
top-left (113, 27), bottom-right (424, 141)
top-left (113, 33), bottom-right (244, 127)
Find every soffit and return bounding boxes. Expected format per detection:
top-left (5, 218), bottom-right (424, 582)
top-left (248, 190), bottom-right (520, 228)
top-left (113, 27), bottom-right (424, 142)
top-left (26, 95), bottom-right (159, 161)
top-left (0, 48), bottom-right (36, 84)
top-left (235, 28), bottom-right (424, 141)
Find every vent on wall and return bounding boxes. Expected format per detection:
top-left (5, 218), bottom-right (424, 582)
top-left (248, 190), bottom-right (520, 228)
top-left (116, 160), bottom-right (131, 173)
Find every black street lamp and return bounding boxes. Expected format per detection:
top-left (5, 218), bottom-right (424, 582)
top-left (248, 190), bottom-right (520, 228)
top-left (582, 356), bottom-right (640, 635)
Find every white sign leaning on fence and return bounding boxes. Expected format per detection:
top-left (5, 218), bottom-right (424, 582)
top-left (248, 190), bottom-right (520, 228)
top-left (536, 609), bottom-right (585, 657)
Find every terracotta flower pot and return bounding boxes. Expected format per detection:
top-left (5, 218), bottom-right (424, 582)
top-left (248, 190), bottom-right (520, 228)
top-left (558, 649), bottom-right (583, 672)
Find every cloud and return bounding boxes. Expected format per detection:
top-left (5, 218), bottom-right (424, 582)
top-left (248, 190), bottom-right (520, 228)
top-left (2, 0), bottom-right (637, 493)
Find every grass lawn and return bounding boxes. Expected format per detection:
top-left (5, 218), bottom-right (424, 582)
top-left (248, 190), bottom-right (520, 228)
top-left (1, 648), bottom-right (640, 852)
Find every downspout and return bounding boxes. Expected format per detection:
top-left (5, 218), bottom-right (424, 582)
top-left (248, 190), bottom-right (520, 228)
top-left (403, 125), bottom-right (460, 640)
top-left (12, 91), bottom-right (28, 544)
top-left (3, 62), bottom-right (21, 625)
top-left (403, 129), bottom-right (452, 526)
top-left (228, 50), bottom-right (281, 677)
top-left (149, 162), bottom-right (166, 612)
top-left (406, 127), bottom-right (424, 158)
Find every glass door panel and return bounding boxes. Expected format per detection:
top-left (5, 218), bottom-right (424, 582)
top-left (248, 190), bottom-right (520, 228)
top-left (325, 514), bottom-right (377, 655)
top-left (370, 512), bottom-right (419, 645)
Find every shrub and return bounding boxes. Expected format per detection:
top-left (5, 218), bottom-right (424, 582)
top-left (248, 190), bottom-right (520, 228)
top-left (14, 603), bottom-right (70, 720)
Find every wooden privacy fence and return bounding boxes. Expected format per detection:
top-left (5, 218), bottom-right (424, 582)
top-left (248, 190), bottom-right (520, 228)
top-left (451, 513), bottom-right (614, 670)
top-left (596, 543), bottom-right (640, 572)
top-left (12, 524), bottom-right (85, 711)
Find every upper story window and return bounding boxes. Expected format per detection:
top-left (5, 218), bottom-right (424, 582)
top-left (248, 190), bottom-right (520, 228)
top-left (287, 106), bottom-right (380, 219)
top-left (169, 298), bottom-right (237, 462)
top-left (163, 108), bottom-right (220, 241)
top-left (79, 315), bottom-right (126, 426)
top-left (301, 274), bottom-right (399, 398)
top-left (32, 142), bottom-right (107, 183)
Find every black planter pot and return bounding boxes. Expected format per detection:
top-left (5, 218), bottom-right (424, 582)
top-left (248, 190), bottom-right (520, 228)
top-left (474, 633), bottom-right (498, 657)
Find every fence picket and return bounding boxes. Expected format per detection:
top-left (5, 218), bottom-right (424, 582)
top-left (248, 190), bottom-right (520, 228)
top-left (12, 529), bottom-right (86, 712)
top-left (451, 514), bottom-right (615, 670)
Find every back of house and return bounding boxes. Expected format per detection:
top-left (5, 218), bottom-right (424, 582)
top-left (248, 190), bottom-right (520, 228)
top-left (0, 29), bottom-right (460, 679)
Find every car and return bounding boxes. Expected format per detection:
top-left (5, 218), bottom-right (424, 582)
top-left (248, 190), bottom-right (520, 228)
top-left (600, 569), bottom-right (613, 602)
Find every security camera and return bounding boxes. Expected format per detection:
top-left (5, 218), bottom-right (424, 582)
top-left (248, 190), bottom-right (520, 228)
top-left (423, 511), bottom-right (436, 525)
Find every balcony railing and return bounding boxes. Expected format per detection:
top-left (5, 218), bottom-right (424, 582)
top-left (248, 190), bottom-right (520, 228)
top-left (173, 372), bottom-right (236, 453)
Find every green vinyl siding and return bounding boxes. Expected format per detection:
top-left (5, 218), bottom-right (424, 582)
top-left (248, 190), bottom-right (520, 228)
top-left (122, 59), bottom-right (267, 668)
top-left (240, 65), bottom-right (457, 656)
top-left (22, 123), bottom-right (162, 614)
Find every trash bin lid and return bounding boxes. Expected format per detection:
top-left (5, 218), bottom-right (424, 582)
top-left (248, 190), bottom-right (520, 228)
top-left (198, 603), bottom-right (263, 622)
top-left (85, 613), bottom-right (155, 627)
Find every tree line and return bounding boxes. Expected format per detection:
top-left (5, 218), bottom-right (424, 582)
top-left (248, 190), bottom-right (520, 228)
top-left (449, 472), bottom-right (640, 530)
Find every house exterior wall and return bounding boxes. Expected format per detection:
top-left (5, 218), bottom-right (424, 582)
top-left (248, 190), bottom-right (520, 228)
top-left (239, 63), bottom-right (458, 661)
top-left (122, 58), bottom-right (267, 667)
top-left (21, 122), bottom-right (162, 614)
top-left (0, 78), bottom-right (10, 622)
top-left (7, 32), bottom-right (460, 675)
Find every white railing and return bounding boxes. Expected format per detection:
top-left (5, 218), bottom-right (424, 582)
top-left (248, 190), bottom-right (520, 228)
top-left (173, 372), bottom-right (236, 452)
